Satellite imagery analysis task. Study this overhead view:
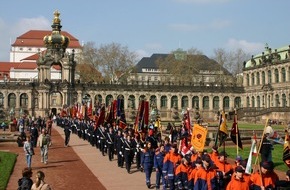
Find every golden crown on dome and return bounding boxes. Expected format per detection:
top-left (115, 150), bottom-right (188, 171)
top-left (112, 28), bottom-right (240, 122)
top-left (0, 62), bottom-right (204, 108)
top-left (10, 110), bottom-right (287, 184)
top-left (43, 10), bottom-right (69, 50)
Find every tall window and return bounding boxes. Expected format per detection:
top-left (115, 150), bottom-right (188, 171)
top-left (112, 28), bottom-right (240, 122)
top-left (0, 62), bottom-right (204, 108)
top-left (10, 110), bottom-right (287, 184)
top-left (202, 96), bottom-right (209, 109)
top-left (171, 96), bottom-right (178, 108)
top-left (268, 70), bottom-right (272, 84)
top-left (262, 71), bottom-right (265, 85)
top-left (223, 96), bottom-right (230, 109)
top-left (282, 94), bottom-right (287, 107)
top-left (251, 73), bottom-right (255, 86)
top-left (150, 95), bottom-right (157, 108)
top-left (0, 92), bottom-right (3, 107)
top-left (275, 94), bottom-right (280, 107)
top-left (246, 97), bottom-right (250, 107)
top-left (234, 97), bottom-right (241, 108)
top-left (247, 74), bottom-right (250, 86)
top-left (257, 96), bottom-right (260, 107)
top-left (96, 94), bottom-right (102, 103)
top-left (181, 96), bottom-right (188, 109)
top-left (128, 95), bottom-right (135, 109)
top-left (20, 93), bottom-right (28, 107)
top-left (106, 95), bottom-right (113, 106)
top-left (192, 96), bottom-right (199, 108)
top-left (256, 72), bottom-right (260, 85)
top-left (274, 69), bottom-right (279, 83)
top-left (282, 68), bottom-right (286, 82)
top-left (213, 96), bottom-right (219, 109)
top-left (251, 96), bottom-right (255, 108)
top-left (8, 93), bottom-right (16, 108)
top-left (161, 96), bottom-right (167, 108)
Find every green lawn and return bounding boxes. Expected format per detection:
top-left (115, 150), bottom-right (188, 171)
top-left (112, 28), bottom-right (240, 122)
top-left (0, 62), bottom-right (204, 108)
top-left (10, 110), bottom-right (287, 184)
top-left (0, 151), bottom-right (17, 190)
top-left (222, 144), bottom-right (288, 172)
top-left (208, 121), bottom-right (286, 130)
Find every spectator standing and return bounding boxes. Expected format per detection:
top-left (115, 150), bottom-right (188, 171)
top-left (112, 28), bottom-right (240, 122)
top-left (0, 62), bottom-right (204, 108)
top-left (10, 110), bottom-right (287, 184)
top-left (23, 135), bottom-right (34, 168)
top-left (17, 167), bottom-right (33, 190)
top-left (31, 171), bottom-right (51, 190)
top-left (37, 128), bottom-right (51, 164)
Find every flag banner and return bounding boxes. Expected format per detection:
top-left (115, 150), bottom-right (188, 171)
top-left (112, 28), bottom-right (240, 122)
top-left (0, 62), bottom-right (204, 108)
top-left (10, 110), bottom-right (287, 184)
top-left (119, 119), bottom-right (127, 129)
top-left (191, 124), bottom-right (208, 152)
top-left (245, 138), bottom-right (257, 174)
top-left (230, 114), bottom-right (243, 149)
top-left (264, 125), bottom-right (284, 145)
top-left (184, 109), bottom-right (191, 134)
top-left (134, 101), bottom-right (144, 132)
top-left (95, 106), bottom-right (105, 129)
top-left (87, 100), bottom-right (93, 117)
top-left (283, 128), bottom-right (290, 168)
top-left (218, 111), bottom-right (228, 146)
top-left (144, 101), bottom-right (149, 126)
top-left (113, 100), bottom-right (117, 120)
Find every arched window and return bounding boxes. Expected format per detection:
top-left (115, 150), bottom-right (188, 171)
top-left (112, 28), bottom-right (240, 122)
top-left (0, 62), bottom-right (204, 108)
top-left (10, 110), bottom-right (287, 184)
top-left (274, 69), bottom-right (279, 83)
top-left (251, 96), bottom-right (255, 108)
top-left (251, 73), bottom-right (255, 86)
top-left (160, 96), bottom-right (167, 108)
top-left (171, 96), bottom-right (178, 108)
top-left (282, 68), bottom-right (286, 82)
top-left (181, 96), bottom-right (188, 109)
top-left (8, 93), bottom-right (16, 108)
top-left (128, 95), bottom-right (135, 109)
top-left (106, 95), bottom-right (113, 106)
top-left (20, 93), bottom-right (28, 107)
top-left (213, 96), bottom-right (219, 109)
top-left (234, 97), bottom-right (241, 108)
top-left (246, 97), bottom-right (250, 107)
top-left (202, 96), bottom-right (209, 109)
top-left (282, 94), bottom-right (287, 107)
top-left (246, 74), bottom-right (250, 86)
top-left (150, 95), bottom-right (157, 108)
top-left (268, 70), bottom-right (272, 83)
top-left (117, 95), bottom-right (124, 99)
top-left (262, 71), bottom-right (265, 85)
top-left (95, 94), bottom-right (102, 104)
top-left (192, 96), bottom-right (199, 108)
top-left (257, 96), bottom-right (260, 108)
top-left (256, 72), bottom-right (260, 85)
top-left (0, 92), bottom-right (4, 107)
top-left (275, 94), bottom-right (280, 107)
top-left (223, 96), bottom-right (230, 109)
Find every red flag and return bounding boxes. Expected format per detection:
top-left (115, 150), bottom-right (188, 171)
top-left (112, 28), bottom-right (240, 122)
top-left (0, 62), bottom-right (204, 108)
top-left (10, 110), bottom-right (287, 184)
top-left (230, 114), bottom-right (243, 149)
top-left (87, 100), bottom-right (93, 117)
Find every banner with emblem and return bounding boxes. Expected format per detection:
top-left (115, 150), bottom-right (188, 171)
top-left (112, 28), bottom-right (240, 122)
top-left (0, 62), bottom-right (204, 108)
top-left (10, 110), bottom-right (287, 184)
top-left (191, 124), bottom-right (208, 152)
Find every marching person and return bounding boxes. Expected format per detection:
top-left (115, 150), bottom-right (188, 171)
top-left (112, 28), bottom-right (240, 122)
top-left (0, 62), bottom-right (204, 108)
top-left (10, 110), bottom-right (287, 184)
top-left (215, 151), bottom-right (233, 189)
top-left (175, 157), bottom-right (190, 190)
top-left (226, 166), bottom-right (250, 190)
top-left (141, 141), bottom-right (155, 189)
top-left (17, 167), bottom-right (33, 190)
top-left (63, 118), bottom-right (71, 147)
top-left (154, 144), bottom-right (165, 190)
top-left (23, 135), bottom-right (34, 168)
top-left (132, 132), bottom-right (143, 170)
top-left (37, 128), bottom-right (51, 164)
top-left (123, 134), bottom-right (133, 173)
top-left (106, 126), bottom-right (115, 161)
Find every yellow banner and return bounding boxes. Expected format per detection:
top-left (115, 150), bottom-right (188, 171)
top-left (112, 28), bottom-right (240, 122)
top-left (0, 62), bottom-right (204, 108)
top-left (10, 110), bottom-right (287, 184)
top-left (191, 124), bottom-right (208, 152)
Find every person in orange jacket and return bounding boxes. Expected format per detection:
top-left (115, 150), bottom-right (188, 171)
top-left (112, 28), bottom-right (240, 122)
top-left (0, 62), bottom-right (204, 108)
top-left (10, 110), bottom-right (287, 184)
top-left (209, 146), bottom-right (219, 164)
top-left (175, 157), bottom-right (190, 189)
top-left (162, 143), bottom-right (182, 190)
top-left (250, 161), bottom-right (279, 190)
top-left (214, 151), bottom-right (233, 189)
top-left (226, 166), bottom-right (250, 190)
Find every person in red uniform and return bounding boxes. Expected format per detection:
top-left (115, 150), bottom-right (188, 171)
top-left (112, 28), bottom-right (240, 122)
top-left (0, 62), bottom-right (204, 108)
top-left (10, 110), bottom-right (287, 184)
top-left (226, 166), bottom-right (250, 190)
top-left (162, 143), bottom-right (182, 190)
top-left (250, 161), bottom-right (279, 190)
top-left (214, 151), bottom-right (233, 189)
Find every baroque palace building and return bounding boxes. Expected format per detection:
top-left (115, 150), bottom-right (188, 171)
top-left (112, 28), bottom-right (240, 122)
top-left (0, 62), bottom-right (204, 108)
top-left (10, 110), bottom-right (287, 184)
top-left (0, 11), bottom-right (289, 123)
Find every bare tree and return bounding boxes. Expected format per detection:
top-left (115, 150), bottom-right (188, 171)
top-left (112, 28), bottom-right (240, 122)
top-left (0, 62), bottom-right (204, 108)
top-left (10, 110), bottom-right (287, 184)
top-left (77, 42), bottom-right (137, 84)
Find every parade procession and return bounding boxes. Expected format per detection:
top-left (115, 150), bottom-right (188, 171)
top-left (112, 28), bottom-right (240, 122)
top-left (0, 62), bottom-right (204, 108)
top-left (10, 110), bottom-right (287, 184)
top-left (47, 97), bottom-right (290, 190)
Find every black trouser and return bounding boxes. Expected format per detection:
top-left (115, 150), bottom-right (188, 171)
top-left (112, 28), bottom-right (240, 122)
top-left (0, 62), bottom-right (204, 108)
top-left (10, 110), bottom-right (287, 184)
top-left (99, 138), bottom-right (106, 155)
top-left (124, 150), bottom-right (132, 172)
top-left (117, 149), bottom-right (124, 167)
top-left (135, 151), bottom-right (141, 169)
top-left (107, 143), bottom-right (114, 160)
top-left (64, 131), bottom-right (71, 146)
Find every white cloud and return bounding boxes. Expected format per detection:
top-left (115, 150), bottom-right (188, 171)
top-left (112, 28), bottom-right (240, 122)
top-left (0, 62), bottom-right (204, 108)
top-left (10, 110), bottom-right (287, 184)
top-left (209, 19), bottom-right (231, 30)
top-left (173, 0), bottom-right (230, 4)
top-left (226, 38), bottom-right (264, 54)
top-left (11, 16), bottom-right (50, 36)
top-left (135, 49), bottom-right (150, 61)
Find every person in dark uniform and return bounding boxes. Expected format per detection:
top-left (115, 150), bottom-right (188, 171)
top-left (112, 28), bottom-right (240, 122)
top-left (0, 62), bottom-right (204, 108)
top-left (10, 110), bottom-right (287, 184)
top-left (63, 118), bottom-right (71, 147)
top-left (260, 133), bottom-right (273, 162)
top-left (146, 129), bottom-right (158, 150)
top-left (97, 125), bottom-right (107, 156)
top-left (30, 123), bottom-right (39, 148)
top-left (123, 134), bottom-right (133, 173)
top-left (115, 130), bottom-right (124, 167)
top-left (106, 126), bottom-right (115, 161)
top-left (141, 141), bottom-right (155, 189)
top-left (132, 132), bottom-right (143, 170)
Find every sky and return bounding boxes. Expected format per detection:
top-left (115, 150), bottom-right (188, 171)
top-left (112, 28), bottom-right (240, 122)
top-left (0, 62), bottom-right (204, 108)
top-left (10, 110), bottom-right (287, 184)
top-left (0, 0), bottom-right (290, 62)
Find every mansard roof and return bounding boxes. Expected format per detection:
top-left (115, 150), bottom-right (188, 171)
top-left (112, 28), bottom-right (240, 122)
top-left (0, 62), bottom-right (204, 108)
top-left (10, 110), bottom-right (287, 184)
top-left (11, 30), bottom-right (81, 48)
top-left (133, 53), bottom-right (232, 75)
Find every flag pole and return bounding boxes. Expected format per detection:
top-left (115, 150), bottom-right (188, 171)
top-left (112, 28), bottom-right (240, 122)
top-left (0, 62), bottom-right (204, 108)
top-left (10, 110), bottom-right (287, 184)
top-left (254, 118), bottom-right (269, 167)
top-left (235, 111), bottom-right (239, 157)
top-left (214, 112), bottom-right (222, 147)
